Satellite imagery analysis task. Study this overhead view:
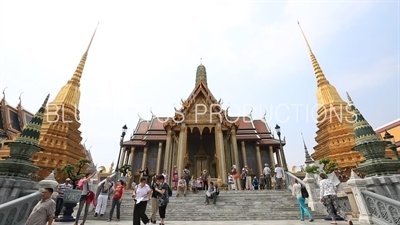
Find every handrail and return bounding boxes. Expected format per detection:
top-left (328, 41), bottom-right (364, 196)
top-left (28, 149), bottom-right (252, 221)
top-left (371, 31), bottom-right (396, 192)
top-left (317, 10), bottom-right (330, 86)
top-left (361, 190), bottom-right (400, 225)
top-left (0, 191), bottom-right (41, 225)
top-left (285, 171), bottom-right (306, 185)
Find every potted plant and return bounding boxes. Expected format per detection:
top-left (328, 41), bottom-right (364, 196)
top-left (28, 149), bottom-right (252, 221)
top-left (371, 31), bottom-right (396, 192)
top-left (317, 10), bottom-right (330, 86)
top-left (117, 164), bottom-right (131, 182)
top-left (56, 158), bottom-right (91, 222)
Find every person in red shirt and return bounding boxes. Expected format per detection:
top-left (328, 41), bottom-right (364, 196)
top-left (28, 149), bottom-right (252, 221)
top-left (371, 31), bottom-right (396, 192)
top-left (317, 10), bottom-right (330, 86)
top-left (107, 180), bottom-right (125, 222)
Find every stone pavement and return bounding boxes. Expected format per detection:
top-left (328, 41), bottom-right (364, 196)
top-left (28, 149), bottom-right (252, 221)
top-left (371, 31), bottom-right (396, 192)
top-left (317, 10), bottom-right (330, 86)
top-left (59, 220), bottom-right (359, 225)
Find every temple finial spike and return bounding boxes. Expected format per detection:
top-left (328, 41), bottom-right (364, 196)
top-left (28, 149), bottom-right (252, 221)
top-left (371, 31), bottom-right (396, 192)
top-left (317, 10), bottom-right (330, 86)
top-left (301, 132), bottom-right (307, 149)
top-left (86, 22), bottom-right (99, 53)
top-left (297, 21), bottom-right (313, 54)
top-left (200, 58), bottom-right (202, 65)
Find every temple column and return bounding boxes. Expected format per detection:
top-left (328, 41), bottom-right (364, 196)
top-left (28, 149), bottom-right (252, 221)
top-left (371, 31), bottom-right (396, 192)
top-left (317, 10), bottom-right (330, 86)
top-left (230, 128), bottom-right (240, 169)
top-left (241, 141), bottom-right (247, 167)
top-left (128, 147), bottom-right (135, 187)
top-left (119, 147), bottom-right (126, 168)
top-left (128, 147), bottom-right (135, 167)
top-left (164, 127), bottom-right (172, 185)
top-left (224, 137), bottom-right (231, 177)
top-left (124, 149), bottom-right (130, 165)
top-left (255, 145), bottom-right (263, 175)
top-left (156, 142), bottom-right (163, 174)
top-left (141, 146), bottom-right (148, 178)
top-left (269, 146), bottom-right (275, 166)
top-left (215, 123), bottom-right (227, 184)
top-left (177, 123), bottom-right (187, 178)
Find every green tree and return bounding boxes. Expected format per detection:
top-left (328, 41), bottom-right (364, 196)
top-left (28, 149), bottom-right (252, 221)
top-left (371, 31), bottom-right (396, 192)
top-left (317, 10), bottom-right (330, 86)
top-left (61, 158), bottom-right (91, 189)
top-left (305, 158), bottom-right (339, 174)
top-left (319, 158), bottom-right (338, 174)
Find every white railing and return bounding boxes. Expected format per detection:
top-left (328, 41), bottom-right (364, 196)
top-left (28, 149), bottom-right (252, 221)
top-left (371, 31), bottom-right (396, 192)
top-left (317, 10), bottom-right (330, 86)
top-left (0, 191), bottom-right (41, 225)
top-left (362, 190), bottom-right (400, 225)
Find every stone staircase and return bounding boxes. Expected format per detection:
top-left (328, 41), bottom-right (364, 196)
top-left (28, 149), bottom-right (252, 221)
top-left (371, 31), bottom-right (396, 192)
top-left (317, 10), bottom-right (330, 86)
top-left (84, 189), bottom-right (326, 221)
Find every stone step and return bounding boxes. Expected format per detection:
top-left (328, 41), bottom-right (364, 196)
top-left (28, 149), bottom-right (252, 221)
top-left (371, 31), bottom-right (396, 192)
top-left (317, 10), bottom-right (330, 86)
top-left (83, 190), bottom-right (324, 221)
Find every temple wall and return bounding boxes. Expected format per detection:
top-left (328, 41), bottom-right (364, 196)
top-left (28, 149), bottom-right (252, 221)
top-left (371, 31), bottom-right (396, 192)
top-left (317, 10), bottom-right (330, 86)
top-left (260, 146), bottom-right (272, 167)
top-left (132, 148), bottom-right (143, 175)
top-left (245, 141), bottom-right (257, 174)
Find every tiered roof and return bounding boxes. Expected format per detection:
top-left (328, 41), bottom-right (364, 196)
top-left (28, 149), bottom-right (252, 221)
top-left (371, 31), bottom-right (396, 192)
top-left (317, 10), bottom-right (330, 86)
top-left (125, 114), bottom-right (283, 146)
top-left (0, 92), bottom-right (34, 140)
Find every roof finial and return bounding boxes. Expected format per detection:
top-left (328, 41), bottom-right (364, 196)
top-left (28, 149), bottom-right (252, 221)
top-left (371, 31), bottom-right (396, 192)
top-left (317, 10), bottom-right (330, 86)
top-left (297, 21), bottom-right (329, 88)
top-left (150, 107), bottom-right (156, 118)
top-left (19, 92), bottom-right (23, 104)
top-left (200, 58), bottom-right (202, 65)
top-left (2, 87), bottom-right (7, 99)
top-left (138, 112), bottom-right (145, 121)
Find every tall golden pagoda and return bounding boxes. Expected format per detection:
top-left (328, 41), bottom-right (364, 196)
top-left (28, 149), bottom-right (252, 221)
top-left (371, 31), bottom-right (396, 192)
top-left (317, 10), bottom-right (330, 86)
top-left (33, 24), bottom-right (99, 179)
top-left (298, 22), bottom-right (362, 168)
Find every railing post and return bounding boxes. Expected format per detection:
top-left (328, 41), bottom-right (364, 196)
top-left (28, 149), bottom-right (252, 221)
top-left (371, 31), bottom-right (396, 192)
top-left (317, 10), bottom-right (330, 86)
top-left (346, 171), bottom-right (373, 224)
top-left (343, 186), bottom-right (360, 218)
top-left (303, 173), bottom-right (326, 214)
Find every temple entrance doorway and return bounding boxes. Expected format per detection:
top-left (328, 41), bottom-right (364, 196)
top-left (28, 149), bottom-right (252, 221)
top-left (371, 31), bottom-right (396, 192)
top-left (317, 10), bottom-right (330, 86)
top-left (187, 127), bottom-right (216, 179)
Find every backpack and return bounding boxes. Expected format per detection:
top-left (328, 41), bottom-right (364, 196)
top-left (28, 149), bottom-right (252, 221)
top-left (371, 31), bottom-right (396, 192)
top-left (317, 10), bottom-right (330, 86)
top-left (167, 184), bottom-right (172, 197)
top-left (215, 187), bottom-right (219, 196)
top-left (301, 184), bottom-right (309, 198)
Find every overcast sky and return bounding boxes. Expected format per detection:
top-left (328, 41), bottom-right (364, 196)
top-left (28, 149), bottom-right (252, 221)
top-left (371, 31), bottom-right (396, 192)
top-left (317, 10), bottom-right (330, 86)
top-left (1, 1), bottom-right (399, 172)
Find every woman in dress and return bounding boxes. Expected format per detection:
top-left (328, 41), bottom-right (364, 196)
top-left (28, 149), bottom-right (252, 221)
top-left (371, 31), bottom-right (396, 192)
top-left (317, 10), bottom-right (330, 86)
top-left (319, 172), bottom-right (353, 225)
top-left (155, 174), bottom-right (169, 225)
top-left (107, 180), bottom-right (125, 222)
top-left (132, 177), bottom-right (151, 225)
top-left (291, 179), bottom-right (313, 222)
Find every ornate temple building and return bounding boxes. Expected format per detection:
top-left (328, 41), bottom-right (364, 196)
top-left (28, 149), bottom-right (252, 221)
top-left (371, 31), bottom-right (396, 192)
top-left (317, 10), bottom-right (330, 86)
top-left (298, 23), bottom-right (399, 168)
top-left (121, 64), bottom-right (287, 184)
top-left (0, 27), bottom-right (98, 180)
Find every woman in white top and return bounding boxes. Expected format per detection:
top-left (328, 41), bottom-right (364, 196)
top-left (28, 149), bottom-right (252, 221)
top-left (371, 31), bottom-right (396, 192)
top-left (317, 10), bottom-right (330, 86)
top-left (132, 177), bottom-right (151, 225)
top-left (291, 179), bottom-right (314, 222)
top-left (319, 172), bottom-right (353, 225)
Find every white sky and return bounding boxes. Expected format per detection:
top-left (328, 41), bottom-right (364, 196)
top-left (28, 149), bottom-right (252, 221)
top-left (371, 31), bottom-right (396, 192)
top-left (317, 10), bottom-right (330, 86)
top-left (1, 1), bottom-right (399, 171)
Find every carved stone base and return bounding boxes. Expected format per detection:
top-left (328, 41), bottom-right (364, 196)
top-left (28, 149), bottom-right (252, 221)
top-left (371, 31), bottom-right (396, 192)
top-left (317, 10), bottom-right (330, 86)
top-left (55, 202), bottom-right (77, 222)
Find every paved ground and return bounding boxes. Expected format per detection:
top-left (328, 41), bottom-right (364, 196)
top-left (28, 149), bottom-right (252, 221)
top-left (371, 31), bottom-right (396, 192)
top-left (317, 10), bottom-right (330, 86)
top-left (60, 220), bottom-right (359, 225)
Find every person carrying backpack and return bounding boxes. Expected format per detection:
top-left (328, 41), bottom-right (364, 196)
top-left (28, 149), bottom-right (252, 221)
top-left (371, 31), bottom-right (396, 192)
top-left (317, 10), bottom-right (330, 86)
top-left (291, 178), bottom-right (314, 222)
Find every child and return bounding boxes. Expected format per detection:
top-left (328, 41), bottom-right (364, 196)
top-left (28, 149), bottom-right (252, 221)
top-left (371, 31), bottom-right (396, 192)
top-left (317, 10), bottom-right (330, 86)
top-left (252, 176), bottom-right (259, 190)
top-left (227, 173), bottom-right (234, 190)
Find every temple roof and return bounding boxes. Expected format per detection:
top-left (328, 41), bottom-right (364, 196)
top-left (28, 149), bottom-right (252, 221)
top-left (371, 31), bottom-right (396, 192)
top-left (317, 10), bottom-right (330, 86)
top-left (124, 115), bottom-right (283, 147)
top-left (0, 92), bottom-right (34, 140)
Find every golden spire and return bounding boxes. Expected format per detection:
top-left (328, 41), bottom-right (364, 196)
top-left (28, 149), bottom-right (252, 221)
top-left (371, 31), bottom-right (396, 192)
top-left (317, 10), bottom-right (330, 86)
top-left (70, 22), bottom-right (99, 86)
top-left (297, 21), bottom-right (329, 87)
top-left (51, 23), bottom-right (99, 107)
